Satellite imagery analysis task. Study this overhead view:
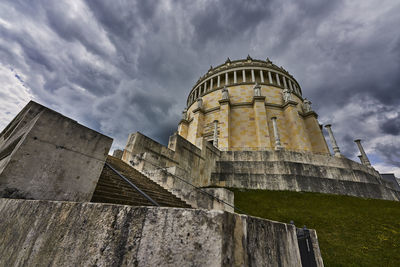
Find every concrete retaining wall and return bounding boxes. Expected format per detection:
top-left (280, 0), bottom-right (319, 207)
top-left (0, 198), bottom-right (319, 266)
top-left (211, 151), bottom-right (400, 201)
top-left (0, 101), bottom-right (113, 202)
top-left (122, 132), bottom-right (399, 202)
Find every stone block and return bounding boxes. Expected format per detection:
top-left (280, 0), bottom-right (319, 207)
top-left (0, 101), bottom-right (113, 202)
top-left (0, 198), bottom-right (309, 266)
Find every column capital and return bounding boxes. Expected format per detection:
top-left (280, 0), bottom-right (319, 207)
top-left (301, 110), bottom-right (318, 119)
top-left (178, 119), bottom-right (189, 125)
top-left (193, 107), bottom-right (204, 114)
top-left (218, 99), bottom-right (230, 105)
top-left (282, 100), bottom-right (298, 110)
top-left (252, 96), bottom-right (266, 103)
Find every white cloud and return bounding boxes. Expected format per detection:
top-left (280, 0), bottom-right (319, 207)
top-left (0, 63), bottom-right (34, 130)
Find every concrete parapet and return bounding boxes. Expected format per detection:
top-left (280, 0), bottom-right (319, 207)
top-left (0, 101), bottom-right (113, 202)
top-left (123, 132), bottom-right (221, 187)
top-left (144, 165), bottom-right (234, 212)
top-left (0, 198), bottom-right (314, 266)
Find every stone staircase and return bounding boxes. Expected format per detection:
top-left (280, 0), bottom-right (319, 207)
top-left (91, 156), bottom-right (191, 208)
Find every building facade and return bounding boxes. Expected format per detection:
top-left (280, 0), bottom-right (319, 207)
top-left (177, 56), bottom-right (329, 154)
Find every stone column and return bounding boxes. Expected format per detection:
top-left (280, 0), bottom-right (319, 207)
top-left (210, 78), bottom-right (213, 90)
top-left (213, 120), bottom-right (218, 147)
top-left (251, 69), bottom-right (255, 82)
top-left (233, 71), bottom-right (237, 84)
top-left (268, 71), bottom-right (273, 84)
top-left (283, 76), bottom-right (288, 88)
top-left (288, 79), bottom-right (293, 91)
top-left (276, 73), bottom-right (281, 86)
top-left (260, 70), bottom-right (264, 83)
top-left (242, 70), bottom-right (246, 82)
top-left (324, 124), bottom-right (341, 157)
top-left (204, 81), bottom-right (207, 92)
top-left (225, 72), bottom-right (228, 86)
top-left (271, 117), bottom-right (283, 150)
top-left (357, 155), bottom-right (365, 165)
top-left (354, 139), bottom-right (372, 167)
top-left (217, 75), bottom-right (220, 87)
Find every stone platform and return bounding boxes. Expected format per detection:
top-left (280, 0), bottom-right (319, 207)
top-left (210, 150), bottom-right (400, 201)
top-left (123, 132), bottom-right (400, 202)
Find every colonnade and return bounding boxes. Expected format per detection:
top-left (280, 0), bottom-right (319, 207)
top-left (187, 68), bottom-right (301, 107)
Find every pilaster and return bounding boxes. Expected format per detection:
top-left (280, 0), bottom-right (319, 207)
top-left (191, 107), bottom-right (205, 147)
top-left (252, 96), bottom-right (271, 149)
top-left (302, 111), bottom-right (330, 154)
top-left (282, 101), bottom-right (312, 151)
top-left (177, 119), bottom-right (189, 139)
top-left (218, 99), bottom-right (230, 150)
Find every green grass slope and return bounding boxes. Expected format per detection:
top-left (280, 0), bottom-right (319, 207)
top-left (231, 189), bottom-right (400, 267)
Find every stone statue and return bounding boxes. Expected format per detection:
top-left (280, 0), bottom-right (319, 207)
top-left (253, 83), bottom-right (261, 97)
top-left (197, 97), bottom-right (203, 109)
top-left (182, 108), bottom-right (187, 120)
top-left (303, 98), bottom-right (312, 112)
top-left (222, 86), bottom-right (229, 100)
top-left (282, 88), bottom-right (291, 102)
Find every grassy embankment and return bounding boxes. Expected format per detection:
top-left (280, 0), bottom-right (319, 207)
top-left (231, 189), bottom-right (400, 266)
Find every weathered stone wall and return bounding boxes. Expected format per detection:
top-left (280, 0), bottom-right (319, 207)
top-left (123, 132), bottom-right (399, 202)
top-left (211, 150), bottom-right (400, 201)
top-left (112, 149), bottom-right (123, 159)
top-left (0, 101), bottom-right (113, 202)
top-left (0, 198), bottom-right (314, 266)
top-left (123, 132), bottom-right (220, 187)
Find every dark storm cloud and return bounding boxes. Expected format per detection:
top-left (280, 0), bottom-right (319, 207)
top-left (190, 0), bottom-right (272, 46)
top-left (381, 115), bottom-right (400, 136)
top-left (0, 0), bottom-right (399, 174)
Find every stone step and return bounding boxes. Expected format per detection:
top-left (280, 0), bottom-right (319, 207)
top-left (96, 179), bottom-right (179, 199)
top-left (93, 188), bottom-right (188, 207)
top-left (91, 156), bottom-right (191, 208)
top-left (91, 195), bottom-right (153, 207)
top-left (213, 160), bottom-right (380, 184)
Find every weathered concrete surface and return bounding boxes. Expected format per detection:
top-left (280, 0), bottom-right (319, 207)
top-left (123, 132), bottom-right (220, 187)
top-left (0, 198), bottom-right (308, 266)
top-left (0, 101), bottom-right (113, 202)
top-left (144, 165), bottom-right (234, 211)
top-left (112, 149), bottom-right (123, 159)
top-left (309, 229), bottom-right (324, 267)
top-left (211, 151), bottom-right (400, 201)
top-left (123, 132), bottom-right (398, 201)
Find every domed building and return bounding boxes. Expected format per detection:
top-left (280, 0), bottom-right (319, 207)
top-left (120, 56), bottom-right (400, 203)
top-left (178, 56), bottom-right (329, 154)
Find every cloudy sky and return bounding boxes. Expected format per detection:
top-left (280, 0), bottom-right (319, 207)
top-left (0, 0), bottom-right (399, 176)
